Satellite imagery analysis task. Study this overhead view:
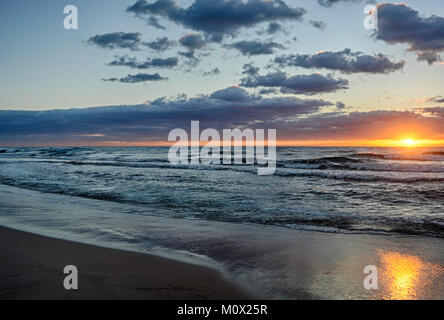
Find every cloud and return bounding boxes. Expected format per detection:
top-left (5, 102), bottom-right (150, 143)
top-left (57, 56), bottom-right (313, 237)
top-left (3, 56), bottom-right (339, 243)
top-left (0, 87), bottom-right (333, 144)
top-left (256, 22), bottom-right (286, 35)
top-left (240, 71), bottom-right (349, 95)
top-left (209, 86), bottom-right (251, 101)
top-left (146, 16), bottom-right (166, 29)
top-left (428, 96), bottom-right (444, 104)
top-left (273, 49), bottom-right (405, 74)
top-left (267, 22), bottom-right (283, 34)
top-left (87, 32), bottom-right (142, 50)
top-left (259, 88), bottom-right (278, 95)
top-left (179, 51), bottom-right (197, 60)
top-left (309, 20), bottom-right (326, 30)
top-left (242, 63), bottom-right (260, 76)
top-left (203, 67), bottom-right (221, 76)
top-left (421, 106), bottom-right (444, 116)
top-left (178, 33), bottom-right (207, 60)
top-left (5, 102), bottom-right (444, 145)
top-left (144, 37), bottom-right (176, 51)
top-left (103, 73), bottom-right (168, 83)
top-left (272, 108), bottom-right (444, 141)
top-left (179, 33), bottom-right (206, 50)
top-left (229, 40), bottom-right (284, 56)
top-left (318, 0), bottom-right (367, 7)
top-left (108, 56), bottom-right (179, 69)
top-left (126, 0), bottom-right (305, 42)
top-left (336, 101), bottom-right (346, 109)
top-left (375, 3), bottom-right (444, 64)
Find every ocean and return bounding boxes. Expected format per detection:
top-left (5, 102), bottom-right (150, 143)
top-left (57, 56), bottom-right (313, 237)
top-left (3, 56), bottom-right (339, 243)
top-left (0, 146), bottom-right (443, 237)
top-left (1, 146), bottom-right (444, 299)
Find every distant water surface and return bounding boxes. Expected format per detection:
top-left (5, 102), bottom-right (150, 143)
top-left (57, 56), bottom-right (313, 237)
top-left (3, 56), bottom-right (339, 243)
top-left (0, 146), bottom-right (443, 237)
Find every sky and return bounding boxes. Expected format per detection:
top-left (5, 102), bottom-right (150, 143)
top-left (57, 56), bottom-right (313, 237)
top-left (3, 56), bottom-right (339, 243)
top-left (0, 0), bottom-right (444, 146)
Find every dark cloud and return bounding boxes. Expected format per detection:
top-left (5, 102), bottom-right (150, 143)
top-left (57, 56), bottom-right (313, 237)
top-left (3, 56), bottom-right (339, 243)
top-left (108, 56), bottom-right (179, 69)
top-left (0, 87), bottom-right (333, 144)
top-left (4, 102), bottom-right (444, 145)
top-left (267, 22), bottom-right (283, 34)
top-left (144, 37), bottom-right (175, 51)
top-left (179, 51), bottom-right (197, 60)
top-left (209, 86), bottom-right (251, 101)
top-left (146, 16), bottom-right (166, 29)
top-left (103, 73), bottom-right (168, 83)
top-left (309, 20), bottom-right (326, 30)
top-left (178, 33), bottom-right (206, 60)
top-left (127, 0), bottom-right (305, 42)
top-left (256, 22), bottom-right (286, 36)
top-left (203, 67), bottom-right (221, 76)
top-left (274, 49), bottom-right (405, 74)
top-left (240, 71), bottom-right (349, 95)
top-left (242, 63), bottom-right (260, 76)
top-left (318, 0), bottom-right (367, 7)
top-left (427, 96), bottom-right (444, 104)
top-left (272, 108), bottom-right (443, 141)
top-left (336, 101), bottom-right (346, 109)
top-left (375, 3), bottom-right (444, 64)
top-left (179, 33), bottom-right (206, 50)
top-left (421, 107), bottom-right (444, 116)
top-left (259, 88), bottom-right (278, 95)
top-left (87, 32), bottom-right (141, 50)
top-left (229, 40), bottom-right (284, 56)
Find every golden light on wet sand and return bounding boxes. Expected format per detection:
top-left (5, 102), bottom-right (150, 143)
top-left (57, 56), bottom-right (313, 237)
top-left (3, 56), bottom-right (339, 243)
top-left (378, 251), bottom-right (443, 300)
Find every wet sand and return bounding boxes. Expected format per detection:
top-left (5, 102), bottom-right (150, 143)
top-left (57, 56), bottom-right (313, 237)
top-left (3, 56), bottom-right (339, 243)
top-left (0, 184), bottom-right (443, 300)
top-left (0, 226), bottom-right (251, 300)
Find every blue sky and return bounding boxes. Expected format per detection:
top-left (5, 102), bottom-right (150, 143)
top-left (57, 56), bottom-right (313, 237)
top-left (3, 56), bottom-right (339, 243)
top-left (1, 0), bottom-right (444, 145)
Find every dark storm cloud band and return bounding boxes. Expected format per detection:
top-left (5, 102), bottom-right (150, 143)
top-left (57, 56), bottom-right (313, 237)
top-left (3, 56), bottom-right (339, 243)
top-left (0, 87), bottom-right (333, 143)
top-left (2, 102), bottom-right (444, 144)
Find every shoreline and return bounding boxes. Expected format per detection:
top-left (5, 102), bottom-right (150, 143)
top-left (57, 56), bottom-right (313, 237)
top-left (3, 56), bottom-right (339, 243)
top-left (0, 183), bottom-right (443, 299)
top-left (0, 225), bottom-right (252, 300)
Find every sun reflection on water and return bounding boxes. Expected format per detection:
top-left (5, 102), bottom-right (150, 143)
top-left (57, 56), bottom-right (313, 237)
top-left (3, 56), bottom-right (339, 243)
top-left (378, 251), bottom-right (443, 300)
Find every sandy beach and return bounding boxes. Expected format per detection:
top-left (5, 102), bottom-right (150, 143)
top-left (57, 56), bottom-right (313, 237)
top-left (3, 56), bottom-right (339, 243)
top-left (0, 225), bottom-right (251, 300)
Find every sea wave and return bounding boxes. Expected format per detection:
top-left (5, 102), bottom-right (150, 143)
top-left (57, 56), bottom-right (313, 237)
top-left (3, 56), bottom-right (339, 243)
top-left (2, 156), bottom-right (444, 182)
top-left (351, 151), bottom-right (444, 162)
top-left (1, 146), bottom-right (443, 239)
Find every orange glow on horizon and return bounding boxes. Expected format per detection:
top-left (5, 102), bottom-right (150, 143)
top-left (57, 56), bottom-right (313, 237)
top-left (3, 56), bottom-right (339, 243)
top-left (6, 138), bottom-right (444, 148)
top-left (275, 139), bottom-right (444, 147)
